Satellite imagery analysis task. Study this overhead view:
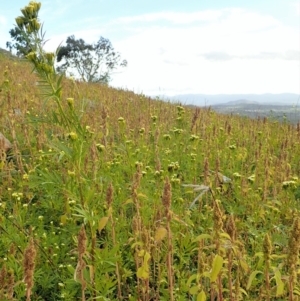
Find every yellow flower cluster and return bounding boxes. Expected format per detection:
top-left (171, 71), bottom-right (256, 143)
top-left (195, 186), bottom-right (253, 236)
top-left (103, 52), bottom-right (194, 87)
top-left (16, 1), bottom-right (41, 34)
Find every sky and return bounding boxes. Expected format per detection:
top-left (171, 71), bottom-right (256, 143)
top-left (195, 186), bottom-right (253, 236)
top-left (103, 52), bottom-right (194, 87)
top-left (0, 0), bottom-right (299, 97)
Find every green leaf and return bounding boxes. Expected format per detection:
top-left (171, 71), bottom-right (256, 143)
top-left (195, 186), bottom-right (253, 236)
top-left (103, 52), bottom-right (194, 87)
top-left (197, 290), bottom-right (206, 301)
top-left (137, 251), bottom-right (151, 280)
top-left (154, 226), bottom-right (167, 242)
top-left (98, 216), bottom-right (109, 232)
top-left (194, 234), bottom-right (212, 242)
top-left (273, 268), bottom-right (284, 297)
top-left (219, 232), bottom-right (231, 240)
top-left (293, 288), bottom-right (300, 296)
top-left (130, 241), bottom-right (144, 249)
top-left (123, 198), bottom-right (133, 206)
top-left (246, 270), bottom-right (263, 290)
top-left (56, 73), bottom-right (64, 88)
top-left (189, 285), bottom-right (199, 295)
top-left (137, 266), bottom-right (149, 280)
top-left (144, 251), bottom-right (151, 263)
top-left (186, 273), bottom-right (199, 287)
top-left (238, 258), bottom-right (250, 273)
top-left (55, 86), bottom-right (62, 97)
top-left (210, 254), bottom-right (223, 282)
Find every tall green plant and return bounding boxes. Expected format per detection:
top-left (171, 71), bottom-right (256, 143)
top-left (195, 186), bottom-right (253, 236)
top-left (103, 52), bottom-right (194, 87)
top-left (16, 2), bottom-right (77, 132)
top-left (13, 2), bottom-right (102, 298)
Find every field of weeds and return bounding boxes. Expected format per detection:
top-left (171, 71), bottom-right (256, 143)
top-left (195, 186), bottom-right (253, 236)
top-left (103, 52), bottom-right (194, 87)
top-left (1, 12), bottom-right (300, 299)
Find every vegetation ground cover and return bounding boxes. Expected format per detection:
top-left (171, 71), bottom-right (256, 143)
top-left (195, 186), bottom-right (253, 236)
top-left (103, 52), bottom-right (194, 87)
top-left (1, 2), bottom-right (300, 300)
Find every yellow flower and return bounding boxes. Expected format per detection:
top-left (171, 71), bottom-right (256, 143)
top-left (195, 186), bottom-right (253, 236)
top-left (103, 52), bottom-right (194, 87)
top-left (67, 170), bottom-right (75, 176)
top-left (68, 132), bottom-right (78, 140)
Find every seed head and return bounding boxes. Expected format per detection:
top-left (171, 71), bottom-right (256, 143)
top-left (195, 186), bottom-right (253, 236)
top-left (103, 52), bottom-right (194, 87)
top-left (78, 225), bottom-right (87, 258)
top-left (287, 217), bottom-right (300, 273)
top-left (213, 200), bottom-right (223, 233)
top-left (162, 177), bottom-right (172, 214)
top-left (263, 233), bottom-right (272, 260)
top-left (106, 183), bottom-right (113, 207)
top-left (23, 237), bottom-right (37, 300)
top-left (226, 215), bottom-right (236, 241)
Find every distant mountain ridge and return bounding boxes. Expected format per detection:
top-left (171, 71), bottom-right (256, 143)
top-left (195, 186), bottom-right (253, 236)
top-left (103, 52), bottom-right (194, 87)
top-left (0, 47), bottom-right (17, 59)
top-left (214, 99), bottom-right (260, 106)
top-left (170, 93), bottom-right (300, 106)
top-left (209, 98), bottom-right (300, 124)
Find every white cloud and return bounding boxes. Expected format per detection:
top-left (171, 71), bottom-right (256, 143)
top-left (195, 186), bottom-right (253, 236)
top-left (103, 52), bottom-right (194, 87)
top-left (110, 8), bottom-right (299, 95)
top-left (114, 10), bottom-right (223, 25)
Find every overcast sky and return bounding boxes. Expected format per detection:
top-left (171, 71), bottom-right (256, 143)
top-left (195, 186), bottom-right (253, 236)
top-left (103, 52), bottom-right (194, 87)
top-left (0, 0), bottom-right (299, 96)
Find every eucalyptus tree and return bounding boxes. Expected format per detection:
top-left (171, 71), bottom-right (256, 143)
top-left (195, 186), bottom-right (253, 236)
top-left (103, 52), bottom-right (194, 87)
top-left (56, 35), bottom-right (127, 84)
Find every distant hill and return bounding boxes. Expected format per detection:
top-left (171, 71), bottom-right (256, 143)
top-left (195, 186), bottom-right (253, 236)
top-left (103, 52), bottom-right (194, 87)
top-left (168, 96), bottom-right (300, 124)
top-left (0, 47), bottom-right (11, 55)
top-left (210, 99), bottom-right (300, 124)
top-left (0, 47), bottom-right (17, 59)
top-left (214, 99), bottom-right (259, 106)
top-left (169, 93), bottom-right (300, 106)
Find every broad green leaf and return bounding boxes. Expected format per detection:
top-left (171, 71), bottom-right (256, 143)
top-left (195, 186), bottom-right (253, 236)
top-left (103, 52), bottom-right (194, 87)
top-left (189, 285), bottom-right (199, 295)
top-left (238, 258), bottom-right (250, 273)
top-left (254, 252), bottom-right (264, 270)
top-left (137, 251), bottom-right (151, 280)
top-left (137, 193), bottom-right (147, 199)
top-left (197, 290), bottom-right (206, 301)
top-left (194, 234), bottom-right (212, 242)
top-left (144, 251), bottom-right (151, 263)
top-left (187, 273), bottom-right (199, 287)
top-left (210, 254), bottom-right (223, 282)
top-left (220, 232), bottom-right (231, 240)
top-left (107, 206), bottom-right (113, 216)
top-left (130, 241), bottom-right (144, 249)
top-left (154, 226), bottom-right (167, 242)
top-left (273, 268), bottom-right (284, 297)
top-left (123, 198), bottom-right (133, 205)
top-left (246, 270), bottom-right (263, 290)
top-left (137, 266), bottom-right (149, 280)
top-left (239, 288), bottom-right (248, 296)
top-left (271, 254), bottom-right (287, 260)
top-left (98, 216), bottom-right (109, 232)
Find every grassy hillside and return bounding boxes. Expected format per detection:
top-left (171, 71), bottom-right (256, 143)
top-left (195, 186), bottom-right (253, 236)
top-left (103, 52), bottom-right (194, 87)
top-left (1, 52), bottom-right (300, 300)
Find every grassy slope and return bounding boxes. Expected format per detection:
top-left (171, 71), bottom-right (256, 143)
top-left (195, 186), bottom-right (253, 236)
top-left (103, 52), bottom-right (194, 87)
top-left (1, 53), bottom-right (300, 300)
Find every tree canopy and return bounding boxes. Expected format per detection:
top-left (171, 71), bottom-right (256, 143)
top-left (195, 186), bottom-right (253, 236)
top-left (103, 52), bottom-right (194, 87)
top-left (56, 35), bottom-right (127, 84)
